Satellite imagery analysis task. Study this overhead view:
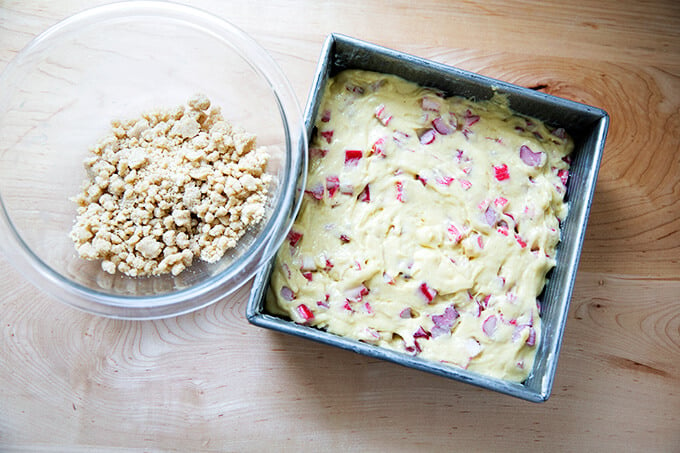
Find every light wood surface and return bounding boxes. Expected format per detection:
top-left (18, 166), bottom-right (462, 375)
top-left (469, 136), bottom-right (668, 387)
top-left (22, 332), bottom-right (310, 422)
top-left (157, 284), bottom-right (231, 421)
top-left (1, 1), bottom-right (679, 451)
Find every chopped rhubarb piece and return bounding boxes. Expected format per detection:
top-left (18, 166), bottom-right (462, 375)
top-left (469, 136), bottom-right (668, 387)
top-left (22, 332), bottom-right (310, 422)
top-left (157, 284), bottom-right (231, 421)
top-left (464, 109), bottom-right (480, 126)
top-left (497, 226), bottom-right (509, 236)
top-left (557, 168), bottom-right (569, 186)
top-left (346, 84), bottom-right (365, 95)
top-left (484, 206), bottom-right (497, 226)
top-left (477, 235), bottom-right (485, 249)
top-left (324, 258), bottom-right (334, 271)
top-left (287, 230), bottom-right (302, 248)
top-left (383, 271), bottom-right (395, 285)
top-left (415, 174), bottom-right (428, 186)
top-left (309, 147), bottom-right (328, 158)
top-left (316, 296), bottom-right (330, 309)
top-left (436, 175), bottom-right (455, 186)
top-left (375, 104), bottom-right (393, 126)
top-left (512, 324), bottom-right (536, 346)
top-left (515, 234), bottom-right (527, 248)
top-left (494, 197), bottom-right (508, 208)
top-left (302, 272), bottom-right (313, 281)
top-left (519, 144), bottom-right (543, 166)
top-left (399, 307), bottom-right (412, 319)
top-left (459, 179), bottom-right (472, 190)
top-left (358, 184), bottom-right (371, 202)
top-left (482, 294), bottom-right (492, 308)
top-left (344, 149), bottom-right (363, 166)
top-left (447, 223), bottom-right (463, 243)
top-left (304, 183), bottom-right (324, 200)
top-left (280, 286), bottom-right (295, 301)
top-left (552, 127), bottom-right (566, 139)
top-left (339, 233), bottom-right (351, 243)
top-left (432, 116), bottom-right (454, 135)
top-left (413, 326), bottom-right (431, 339)
top-left (339, 183), bottom-right (354, 195)
top-left (364, 302), bottom-right (373, 314)
top-left (470, 299), bottom-right (481, 317)
top-left (296, 303), bottom-right (314, 322)
top-left (418, 282), bottom-right (438, 303)
top-left (421, 96), bottom-right (440, 111)
top-left (342, 301), bottom-right (353, 312)
top-left (281, 263), bottom-right (292, 279)
top-left (345, 284), bottom-right (369, 303)
top-left (320, 109), bottom-right (331, 122)
top-left (526, 326), bottom-right (536, 346)
top-left (364, 327), bottom-right (380, 341)
top-left (371, 137), bottom-right (386, 156)
top-left (320, 130), bottom-right (333, 143)
top-left (326, 175), bottom-right (340, 197)
top-left (454, 149), bottom-right (465, 163)
top-left (431, 305), bottom-right (459, 338)
top-left (300, 255), bottom-right (316, 271)
top-left (482, 314), bottom-right (498, 337)
top-left (392, 130), bottom-right (410, 145)
top-left (418, 128), bottom-right (436, 145)
top-left (493, 164), bottom-right (510, 181)
top-left (395, 181), bottom-right (405, 202)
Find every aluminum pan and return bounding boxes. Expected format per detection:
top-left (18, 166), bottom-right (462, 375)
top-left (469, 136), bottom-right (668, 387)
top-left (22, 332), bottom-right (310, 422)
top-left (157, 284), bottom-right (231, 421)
top-left (246, 33), bottom-right (609, 402)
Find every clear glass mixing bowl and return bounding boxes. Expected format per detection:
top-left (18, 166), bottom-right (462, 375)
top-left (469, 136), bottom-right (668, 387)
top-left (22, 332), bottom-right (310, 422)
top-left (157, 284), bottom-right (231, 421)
top-left (0, 1), bottom-right (307, 319)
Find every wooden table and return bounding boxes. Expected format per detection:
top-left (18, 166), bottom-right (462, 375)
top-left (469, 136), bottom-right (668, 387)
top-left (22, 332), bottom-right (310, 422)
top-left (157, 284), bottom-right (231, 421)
top-left (1, 1), bottom-right (678, 451)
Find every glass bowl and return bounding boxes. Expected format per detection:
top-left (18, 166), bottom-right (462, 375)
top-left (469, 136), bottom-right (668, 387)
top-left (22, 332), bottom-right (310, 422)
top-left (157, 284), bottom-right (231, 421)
top-left (0, 1), bottom-right (307, 319)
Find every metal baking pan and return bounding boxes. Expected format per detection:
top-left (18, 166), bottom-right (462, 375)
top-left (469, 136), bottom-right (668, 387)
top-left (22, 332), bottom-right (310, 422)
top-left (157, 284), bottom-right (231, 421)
top-left (246, 33), bottom-right (609, 402)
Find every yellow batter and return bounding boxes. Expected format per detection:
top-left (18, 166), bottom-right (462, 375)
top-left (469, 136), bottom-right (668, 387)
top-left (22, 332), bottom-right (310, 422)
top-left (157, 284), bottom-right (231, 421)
top-left (267, 69), bottom-right (572, 382)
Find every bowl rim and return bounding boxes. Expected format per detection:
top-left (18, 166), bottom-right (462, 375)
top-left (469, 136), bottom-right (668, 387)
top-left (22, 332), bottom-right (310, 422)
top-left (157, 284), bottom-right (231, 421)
top-left (0, 0), bottom-right (308, 319)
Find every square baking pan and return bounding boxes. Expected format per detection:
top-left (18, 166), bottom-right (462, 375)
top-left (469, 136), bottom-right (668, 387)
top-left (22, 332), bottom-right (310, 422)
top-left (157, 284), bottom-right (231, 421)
top-left (246, 33), bottom-right (609, 402)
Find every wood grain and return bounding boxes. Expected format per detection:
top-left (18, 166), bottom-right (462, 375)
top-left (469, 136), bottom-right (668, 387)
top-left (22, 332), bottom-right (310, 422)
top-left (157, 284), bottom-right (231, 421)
top-left (1, 0), bottom-right (679, 451)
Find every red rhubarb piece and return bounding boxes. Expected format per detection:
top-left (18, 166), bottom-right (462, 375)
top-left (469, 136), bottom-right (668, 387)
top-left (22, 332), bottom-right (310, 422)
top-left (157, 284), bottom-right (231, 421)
top-left (339, 233), bottom-right (351, 243)
top-left (296, 303), bottom-right (314, 322)
top-left (459, 179), bottom-right (472, 190)
top-left (280, 286), bottom-right (295, 301)
top-left (464, 109), bottom-right (480, 126)
top-left (375, 104), bottom-right (392, 126)
top-left (358, 184), bottom-right (371, 202)
top-left (399, 307), bottom-right (413, 319)
top-left (515, 234), bottom-right (527, 248)
top-left (345, 284), bottom-right (369, 303)
top-left (287, 230), bottom-right (302, 248)
top-left (431, 305), bottom-right (459, 338)
top-left (493, 164), bottom-right (510, 181)
top-left (326, 175), bottom-right (340, 198)
top-left (447, 223), bottom-right (463, 243)
top-left (320, 130), bottom-right (333, 143)
top-left (421, 96), bottom-right (440, 111)
top-left (520, 144), bottom-right (543, 166)
top-left (418, 128), bottom-right (436, 145)
top-left (395, 181), bottom-right (405, 202)
top-left (557, 168), bottom-right (569, 186)
top-left (418, 282), bottom-right (438, 303)
top-left (436, 175), bottom-right (454, 186)
top-left (371, 137), bottom-right (386, 156)
top-left (309, 147), bottom-right (328, 158)
top-left (304, 183), bottom-right (324, 200)
top-left (482, 314), bottom-right (498, 337)
top-left (552, 127), bottom-right (566, 139)
top-left (413, 326), bottom-right (431, 339)
top-left (344, 149), bottom-right (363, 166)
top-left (494, 197), bottom-right (508, 208)
top-left (302, 272), bottom-right (313, 281)
top-left (432, 116), bottom-right (454, 135)
top-left (320, 109), bottom-right (331, 122)
top-left (484, 206), bottom-right (497, 226)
